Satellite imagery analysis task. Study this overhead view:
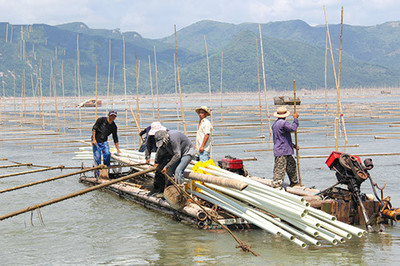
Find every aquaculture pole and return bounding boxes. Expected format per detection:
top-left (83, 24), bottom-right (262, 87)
top-left (174, 24), bottom-right (187, 134)
top-left (293, 80), bottom-right (302, 185)
top-left (0, 167), bottom-right (156, 221)
top-left (258, 24), bottom-right (272, 139)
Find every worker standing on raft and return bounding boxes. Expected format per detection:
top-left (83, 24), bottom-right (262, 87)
top-left (195, 106), bottom-right (213, 162)
top-left (91, 110), bottom-right (121, 174)
top-left (272, 106), bottom-right (300, 189)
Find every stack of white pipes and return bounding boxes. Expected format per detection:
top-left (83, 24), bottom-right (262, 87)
top-left (73, 149), bottom-right (366, 248)
top-left (185, 163), bottom-right (366, 248)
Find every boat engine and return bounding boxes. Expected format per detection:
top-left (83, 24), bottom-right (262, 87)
top-left (218, 155), bottom-right (248, 176)
top-left (325, 151), bottom-right (372, 195)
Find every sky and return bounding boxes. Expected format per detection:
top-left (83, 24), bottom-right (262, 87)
top-left (0, 0), bottom-right (399, 39)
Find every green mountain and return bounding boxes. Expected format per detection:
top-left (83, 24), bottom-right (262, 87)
top-left (0, 20), bottom-right (399, 97)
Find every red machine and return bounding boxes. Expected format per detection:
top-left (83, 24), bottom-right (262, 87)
top-left (218, 156), bottom-right (247, 176)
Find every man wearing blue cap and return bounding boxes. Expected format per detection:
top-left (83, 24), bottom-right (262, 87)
top-left (92, 110), bottom-right (121, 171)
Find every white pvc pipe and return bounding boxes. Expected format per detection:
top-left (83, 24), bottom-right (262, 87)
top-left (193, 186), bottom-right (307, 248)
top-left (206, 183), bottom-right (306, 218)
top-left (204, 165), bottom-right (307, 205)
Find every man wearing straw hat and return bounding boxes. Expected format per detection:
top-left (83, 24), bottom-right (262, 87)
top-left (91, 110), bottom-right (121, 174)
top-left (272, 106), bottom-right (299, 189)
top-left (195, 106), bottom-right (213, 162)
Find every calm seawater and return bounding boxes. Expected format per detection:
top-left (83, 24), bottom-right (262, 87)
top-left (1, 92), bottom-right (400, 265)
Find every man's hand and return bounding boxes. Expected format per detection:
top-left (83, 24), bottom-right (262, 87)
top-left (146, 159), bottom-right (151, 164)
top-left (92, 140), bottom-right (97, 146)
top-left (199, 146), bottom-right (204, 153)
top-left (161, 167), bottom-right (167, 174)
top-left (293, 112), bottom-right (299, 119)
top-left (293, 144), bottom-right (300, 150)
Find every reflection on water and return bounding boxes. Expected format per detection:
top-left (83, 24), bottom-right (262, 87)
top-left (1, 92), bottom-right (400, 264)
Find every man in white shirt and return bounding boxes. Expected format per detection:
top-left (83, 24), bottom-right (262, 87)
top-left (195, 106), bottom-right (213, 162)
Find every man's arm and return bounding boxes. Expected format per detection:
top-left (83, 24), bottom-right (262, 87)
top-left (115, 142), bottom-right (121, 154)
top-left (92, 130), bottom-right (97, 145)
top-left (199, 134), bottom-right (210, 153)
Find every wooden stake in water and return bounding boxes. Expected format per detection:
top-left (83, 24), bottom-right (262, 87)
top-left (220, 51), bottom-right (224, 124)
top-left (122, 35), bottom-right (128, 127)
top-left (106, 39), bottom-right (111, 114)
top-left (174, 24), bottom-right (187, 134)
top-left (258, 24), bottom-right (272, 138)
top-left (255, 38), bottom-right (263, 134)
top-left (95, 64), bottom-right (98, 121)
top-left (148, 55), bottom-right (155, 119)
top-left (154, 46), bottom-right (160, 120)
top-left (204, 35), bottom-right (213, 124)
top-left (293, 80), bottom-right (302, 186)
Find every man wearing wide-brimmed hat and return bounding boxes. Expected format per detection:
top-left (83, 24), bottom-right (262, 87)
top-left (272, 106), bottom-right (299, 188)
top-left (92, 110), bottom-right (121, 174)
top-left (195, 106), bottom-right (213, 162)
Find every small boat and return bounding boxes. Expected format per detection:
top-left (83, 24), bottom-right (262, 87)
top-left (77, 98), bottom-right (102, 108)
top-left (381, 90), bottom-right (391, 95)
top-left (274, 96), bottom-right (301, 105)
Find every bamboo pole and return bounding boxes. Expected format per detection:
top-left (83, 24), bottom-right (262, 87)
top-left (204, 35), bottom-right (213, 124)
top-left (220, 51), bottom-right (224, 124)
top-left (324, 30), bottom-right (329, 137)
top-left (61, 61), bottom-right (66, 133)
top-left (111, 63), bottom-right (116, 109)
top-left (244, 144), bottom-right (359, 152)
top-left (0, 167), bottom-right (156, 221)
top-left (293, 80), bottom-right (302, 185)
top-left (52, 62), bottom-right (60, 132)
top-left (95, 64), bottom-right (98, 121)
top-left (300, 152), bottom-right (400, 159)
top-left (0, 165), bottom-right (65, 179)
top-left (148, 55), bottom-right (155, 119)
top-left (106, 39), bottom-right (111, 114)
top-left (77, 34), bottom-right (81, 102)
top-left (0, 163), bottom-right (32, 169)
top-left (39, 61), bottom-right (45, 129)
top-left (154, 46), bottom-right (160, 120)
top-left (0, 166), bottom-right (104, 194)
top-left (135, 51), bottom-right (140, 133)
top-left (174, 25), bottom-right (187, 134)
top-left (256, 38), bottom-right (263, 134)
top-left (258, 24), bottom-right (272, 139)
top-left (173, 54), bottom-right (181, 130)
top-left (337, 7), bottom-right (348, 145)
top-left (122, 35), bottom-right (128, 127)
top-left (324, 6), bottom-right (340, 151)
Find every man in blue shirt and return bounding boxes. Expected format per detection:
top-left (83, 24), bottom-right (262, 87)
top-left (272, 106), bottom-right (299, 188)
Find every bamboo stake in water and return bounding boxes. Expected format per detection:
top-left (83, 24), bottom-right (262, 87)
top-left (293, 80), bottom-right (302, 185)
top-left (0, 167), bottom-right (156, 221)
top-left (337, 7), bottom-right (348, 145)
top-left (173, 54), bottom-right (181, 130)
top-left (258, 24), bottom-right (272, 138)
top-left (174, 24), bottom-right (187, 134)
top-left (0, 165), bottom-right (103, 194)
top-left (135, 51), bottom-right (140, 133)
top-left (154, 46), bottom-right (160, 120)
top-left (61, 61), bottom-right (66, 133)
top-left (122, 35), bottom-right (128, 127)
top-left (106, 39), bottom-right (111, 114)
top-left (0, 165), bottom-right (65, 179)
top-left (204, 35), bottom-right (213, 124)
top-left (148, 55), bottom-right (155, 119)
top-left (220, 51), bottom-right (224, 124)
top-left (95, 64), bottom-right (98, 121)
top-left (53, 61), bottom-right (60, 131)
top-left (255, 37), bottom-right (263, 134)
